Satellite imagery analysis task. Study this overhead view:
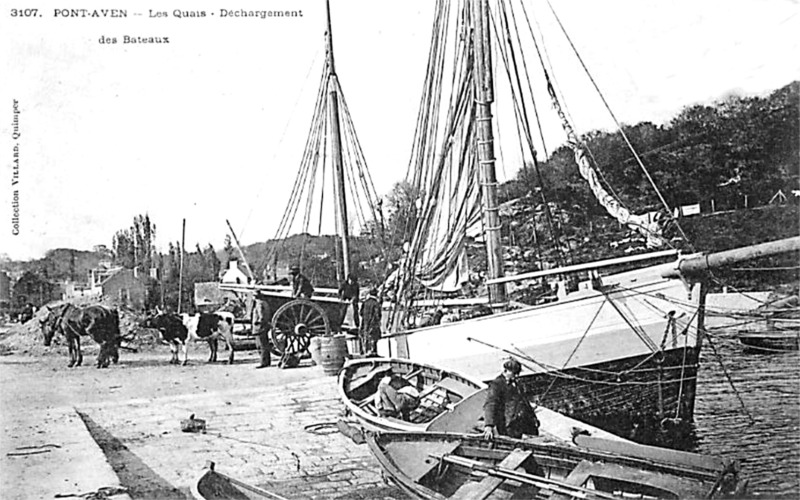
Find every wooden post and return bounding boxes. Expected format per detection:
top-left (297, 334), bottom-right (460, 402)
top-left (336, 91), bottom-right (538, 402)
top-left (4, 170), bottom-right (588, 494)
top-left (178, 219), bottom-right (185, 314)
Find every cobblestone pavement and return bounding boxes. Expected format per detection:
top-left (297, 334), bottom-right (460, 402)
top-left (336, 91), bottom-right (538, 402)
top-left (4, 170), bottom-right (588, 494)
top-left (76, 365), bottom-right (405, 499)
top-left (0, 349), bottom-right (405, 500)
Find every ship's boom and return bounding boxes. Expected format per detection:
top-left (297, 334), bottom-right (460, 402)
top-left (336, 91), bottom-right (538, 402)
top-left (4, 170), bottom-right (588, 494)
top-left (661, 236), bottom-right (800, 281)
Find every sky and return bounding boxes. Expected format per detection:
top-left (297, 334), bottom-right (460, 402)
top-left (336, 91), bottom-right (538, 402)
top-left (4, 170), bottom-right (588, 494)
top-left (1, 0), bottom-right (798, 261)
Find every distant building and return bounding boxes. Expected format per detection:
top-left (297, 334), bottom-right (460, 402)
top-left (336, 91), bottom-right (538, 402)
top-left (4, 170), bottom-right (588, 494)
top-left (89, 262), bottom-right (123, 295)
top-left (221, 260), bottom-right (250, 285)
top-left (61, 281), bottom-right (100, 300)
top-left (100, 268), bottom-right (147, 311)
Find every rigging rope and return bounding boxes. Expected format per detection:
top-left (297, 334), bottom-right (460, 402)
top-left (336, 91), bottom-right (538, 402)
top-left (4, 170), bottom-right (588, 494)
top-left (490, 1), bottom-right (569, 267)
top-left (545, 0), bottom-right (695, 251)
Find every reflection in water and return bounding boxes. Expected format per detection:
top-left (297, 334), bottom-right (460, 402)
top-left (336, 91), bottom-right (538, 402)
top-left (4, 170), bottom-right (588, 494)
top-left (607, 330), bottom-right (799, 497)
top-left (693, 332), bottom-right (799, 497)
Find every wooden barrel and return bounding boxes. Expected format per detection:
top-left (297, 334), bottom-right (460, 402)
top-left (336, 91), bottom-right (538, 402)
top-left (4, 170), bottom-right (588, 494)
top-left (319, 334), bottom-right (348, 376)
top-left (309, 337), bottom-right (323, 367)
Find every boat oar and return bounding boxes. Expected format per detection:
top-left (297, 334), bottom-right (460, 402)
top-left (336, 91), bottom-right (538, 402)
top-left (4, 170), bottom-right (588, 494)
top-left (430, 452), bottom-right (619, 500)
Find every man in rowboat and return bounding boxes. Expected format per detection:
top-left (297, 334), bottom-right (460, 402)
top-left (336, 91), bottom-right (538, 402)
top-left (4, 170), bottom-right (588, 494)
top-left (483, 358), bottom-right (540, 439)
top-left (375, 372), bottom-right (420, 420)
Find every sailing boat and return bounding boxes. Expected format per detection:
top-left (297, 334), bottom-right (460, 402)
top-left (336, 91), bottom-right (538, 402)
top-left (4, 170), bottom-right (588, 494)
top-left (377, 0), bottom-right (799, 442)
top-left (220, 0), bottom-right (383, 355)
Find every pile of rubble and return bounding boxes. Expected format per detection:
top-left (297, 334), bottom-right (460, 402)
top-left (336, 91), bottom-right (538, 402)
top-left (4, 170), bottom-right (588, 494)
top-left (0, 298), bottom-right (157, 357)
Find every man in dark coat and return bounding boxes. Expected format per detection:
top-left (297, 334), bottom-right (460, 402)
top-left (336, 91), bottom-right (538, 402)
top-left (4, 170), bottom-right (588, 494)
top-left (289, 265), bottom-right (314, 298)
top-left (252, 297), bottom-right (271, 369)
top-left (338, 273), bottom-right (360, 328)
top-left (483, 358), bottom-right (540, 439)
top-left (359, 288), bottom-right (381, 356)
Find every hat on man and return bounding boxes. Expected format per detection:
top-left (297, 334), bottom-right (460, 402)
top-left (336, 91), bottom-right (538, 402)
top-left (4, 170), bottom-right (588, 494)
top-left (290, 265), bottom-right (300, 274)
top-left (503, 358), bottom-right (522, 374)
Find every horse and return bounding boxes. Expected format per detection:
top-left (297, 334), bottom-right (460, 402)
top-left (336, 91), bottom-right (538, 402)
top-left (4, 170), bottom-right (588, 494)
top-left (40, 303), bottom-right (121, 368)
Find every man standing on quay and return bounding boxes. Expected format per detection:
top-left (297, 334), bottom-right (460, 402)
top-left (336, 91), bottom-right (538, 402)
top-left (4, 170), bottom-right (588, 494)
top-left (359, 288), bottom-right (381, 356)
top-left (338, 273), bottom-right (360, 328)
top-left (252, 296), bottom-right (271, 369)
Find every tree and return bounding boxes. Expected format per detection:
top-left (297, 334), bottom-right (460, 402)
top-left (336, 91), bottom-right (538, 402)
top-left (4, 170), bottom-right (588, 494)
top-left (384, 181), bottom-right (421, 250)
top-left (132, 214), bottom-right (156, 275)
top-left (112, 214), bottom-right (156, 271)
top-left (112, 229), bottom-right (135, 268)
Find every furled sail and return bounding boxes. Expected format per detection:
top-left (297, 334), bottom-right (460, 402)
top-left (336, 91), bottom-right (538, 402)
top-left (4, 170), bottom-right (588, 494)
top-left (547, 82), bottom-right (666, 247)
top-left (389, 2), bottom-right (482, 328)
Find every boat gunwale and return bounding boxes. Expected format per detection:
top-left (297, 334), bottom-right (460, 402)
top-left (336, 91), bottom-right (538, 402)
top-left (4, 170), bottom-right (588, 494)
top-left (381, 274), bottom-right (693, 340)
top-left (338, 358), bottom-right (485, 432)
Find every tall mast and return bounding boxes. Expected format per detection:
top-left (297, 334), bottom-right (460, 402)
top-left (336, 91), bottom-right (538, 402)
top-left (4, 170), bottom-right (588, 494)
top-left (472, 0), bottom-right (507, 303)
top-left (325, 0), bottom-right (352, 281)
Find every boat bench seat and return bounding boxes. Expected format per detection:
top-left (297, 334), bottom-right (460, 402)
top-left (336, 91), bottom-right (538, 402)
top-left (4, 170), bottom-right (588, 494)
top-left (432, 376), bottom-right (474, 396)
top-left (349, 365), bottom-right (392, 394)
top-left (407, 376), bottom-right (473, 423)
top-left (408, 386), bottom-right (451, 423)
top-left (547, 460), bottom-right (593, 500)
top-left (451, 449), bottom-right (533, 500)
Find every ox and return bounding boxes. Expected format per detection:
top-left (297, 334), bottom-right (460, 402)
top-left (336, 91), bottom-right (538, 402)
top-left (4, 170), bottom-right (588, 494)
top-left (181, 312), bottom-right (236, 365)
top-left (139, 311), bottom-right (188, 365)
top-left (40, 304), bottom-right (121, 368)
top-left (141, 310), bottom-right (234, 365)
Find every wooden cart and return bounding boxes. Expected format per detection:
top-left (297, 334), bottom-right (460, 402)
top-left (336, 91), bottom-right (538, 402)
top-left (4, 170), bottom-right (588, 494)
top-left (220, 283), bottom-right (350, 357)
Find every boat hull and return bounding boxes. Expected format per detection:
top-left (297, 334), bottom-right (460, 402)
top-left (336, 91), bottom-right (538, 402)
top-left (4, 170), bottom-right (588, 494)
top-left (338, 358), bottom-right (484, 433)
top-left (191, 462), bottom-right (281, 500)
top-left (380, 267), bottom-right (704, 442)
top-left (367, 431), bottom-right (744, 500)
top-left (738, 332), bottom-right (799, 352)
top-left (522, 346), bottom-right (700, 443)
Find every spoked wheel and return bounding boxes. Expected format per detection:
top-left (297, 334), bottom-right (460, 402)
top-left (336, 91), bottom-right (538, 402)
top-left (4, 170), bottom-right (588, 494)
top-left (271, 299), bottom-right (331, 355)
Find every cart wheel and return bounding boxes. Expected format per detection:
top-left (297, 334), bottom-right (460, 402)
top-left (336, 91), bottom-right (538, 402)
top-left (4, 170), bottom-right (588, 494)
top-left (271, 299), bottom-right (330, 355)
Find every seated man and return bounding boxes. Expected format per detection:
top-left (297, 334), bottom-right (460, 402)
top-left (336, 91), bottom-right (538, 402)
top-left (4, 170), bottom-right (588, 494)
top-left (375, 373), bottom-right (420, 420)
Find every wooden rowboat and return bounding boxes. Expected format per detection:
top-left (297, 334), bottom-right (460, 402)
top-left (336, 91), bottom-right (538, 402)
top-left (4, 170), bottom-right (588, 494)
top-left (337, 358), bottom-right (485, 433)
top-left (367, 431), bottom-right (747, 500)
top-left (737, 331), bottom-right (799, 352)
top-left (191, 461), bottom-right (288, 500)
top-left (337, 357), bottom-right (632, 445)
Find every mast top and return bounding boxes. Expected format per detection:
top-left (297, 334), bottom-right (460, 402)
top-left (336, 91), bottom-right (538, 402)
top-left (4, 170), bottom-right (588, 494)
top-left (325, 0), bottom-right (336, 75)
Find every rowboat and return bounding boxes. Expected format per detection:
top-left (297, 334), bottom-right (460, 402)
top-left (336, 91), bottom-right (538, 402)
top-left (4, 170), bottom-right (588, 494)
top-left (337, 358), bottom-right (485, 433)
top-left (191, 461), bottom-right (288, 500)
top-left (338, 357), bottom-right (634, 445)
top-left (367, 431), bottom-right (747, 500)
top-left (737, 331), bottom-right (799, 352)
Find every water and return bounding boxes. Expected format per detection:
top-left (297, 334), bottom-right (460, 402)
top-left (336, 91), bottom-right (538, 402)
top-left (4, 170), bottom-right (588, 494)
top-left (693, 332), bottom-right (800, 497)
